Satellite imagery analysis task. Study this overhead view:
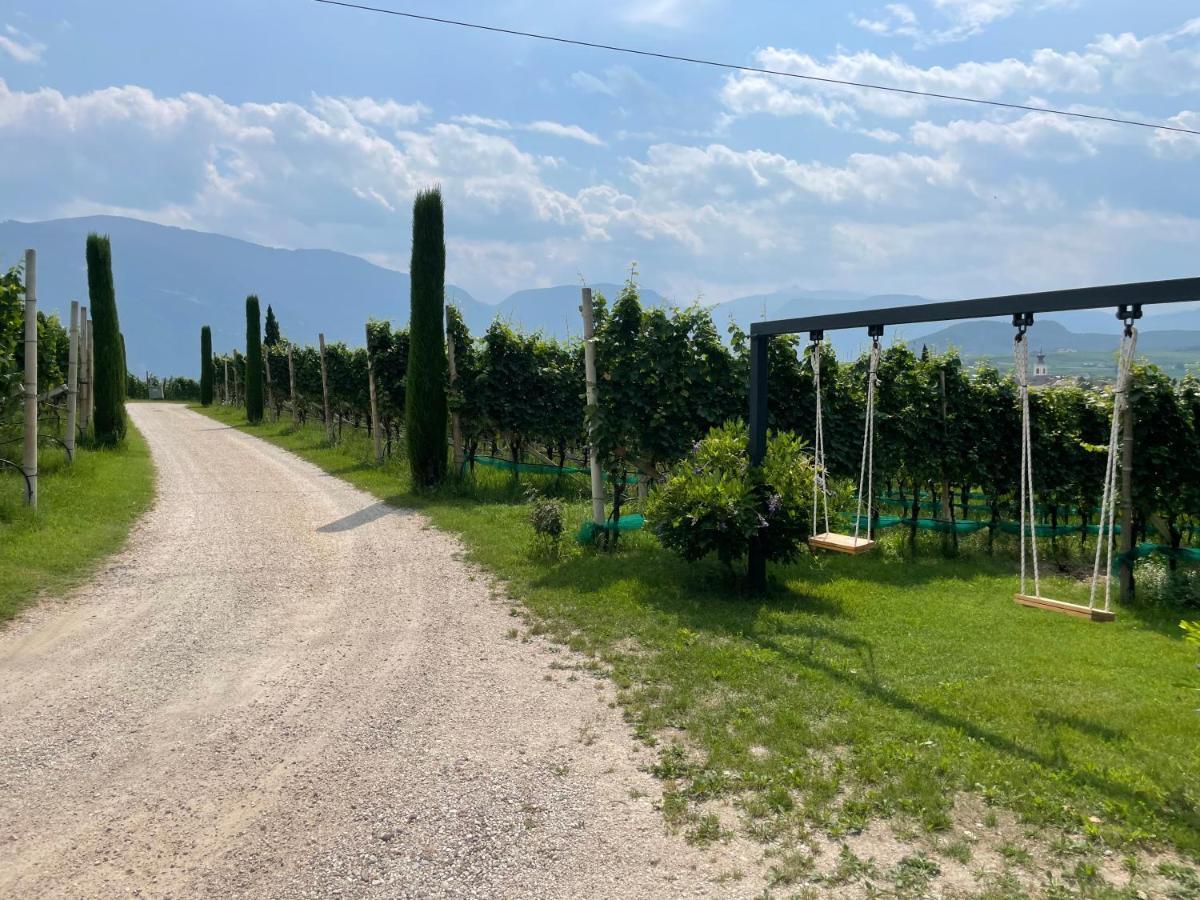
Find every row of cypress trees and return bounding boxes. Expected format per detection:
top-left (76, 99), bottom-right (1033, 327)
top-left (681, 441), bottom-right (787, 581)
top-left (201, 188), bottom-right (450, 485)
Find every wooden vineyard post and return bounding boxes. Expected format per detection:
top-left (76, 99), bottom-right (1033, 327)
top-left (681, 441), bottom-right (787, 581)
top-left (366, 323), bottom-right (383, 464)
top-left (22, 249), bottom-right (37, 508)
top-left (318, 333), bottom-right (333, 443)
top-left (445, 306), bottom-right (463, 473)
top-left (580, 288), bottom-right (605, 530)
top-left (65, 300), bottom-right (79, 461)
top-left (287, 345), bottom-right (297, 423)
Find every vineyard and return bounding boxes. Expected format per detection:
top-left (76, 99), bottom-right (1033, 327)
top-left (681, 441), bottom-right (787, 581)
top-left (207, 275), bottom-right (1200, 597)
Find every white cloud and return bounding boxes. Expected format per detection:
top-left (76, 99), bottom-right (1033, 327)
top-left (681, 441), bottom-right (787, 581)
top-left (525, 120), bottom-right (605, 146)
top-left (618, 0), bottom-right (714, 27)
top-left (451, 114), bottom-right (510, 129)
top-left (854, 0), bottom-right (1077, 46)
top-left (0, 23), bottom-right (45, 63)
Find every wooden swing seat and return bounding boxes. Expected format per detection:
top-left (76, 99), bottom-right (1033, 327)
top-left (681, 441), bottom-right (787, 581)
top-left (809, 532), bottom-right (876, 555)
top-left (1013, 594), bottom-right (1115, 623)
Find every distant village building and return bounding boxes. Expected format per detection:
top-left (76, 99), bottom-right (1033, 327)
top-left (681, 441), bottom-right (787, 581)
top-left (1030, 349), bottom-right (1053, 386)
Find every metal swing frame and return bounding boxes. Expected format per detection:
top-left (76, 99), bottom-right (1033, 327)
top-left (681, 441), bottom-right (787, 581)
top-left (746, 276), bottom-right (1200, 592)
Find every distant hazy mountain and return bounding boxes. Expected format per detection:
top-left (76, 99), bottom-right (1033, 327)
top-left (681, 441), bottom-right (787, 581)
top-left (919, 319), bottom-right (1200, 357)
top-left (3, 215), bottom-right (1196, 377)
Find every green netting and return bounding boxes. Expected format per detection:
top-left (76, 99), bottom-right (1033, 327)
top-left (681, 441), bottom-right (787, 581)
top-left (903, 518), bottom-right (988, 535)
top-left (996, 521), bottom-right (1080, 537)
top-left (1083, 523), bottom-right (1122, 536)
top-left (1115, 542), bottom-right (1200, 566)
top-left (469, 455), bottom-right (639, 484)
top-left (577, 514), bottom-right (646, 544)
top-left (852, 515), bottom-right (904, 530)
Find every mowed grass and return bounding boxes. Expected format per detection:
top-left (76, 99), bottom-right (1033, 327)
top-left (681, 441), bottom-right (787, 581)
top-left (0, 419), bottom-right (156, 622)
top-left (195, 403), bottom-right (1200, 865)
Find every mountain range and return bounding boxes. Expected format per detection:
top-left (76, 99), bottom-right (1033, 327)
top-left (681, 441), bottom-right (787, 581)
top-left (2, 215), bottom-right (1198, 378)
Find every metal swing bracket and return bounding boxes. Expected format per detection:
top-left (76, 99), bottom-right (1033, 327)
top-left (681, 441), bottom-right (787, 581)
top-left (808, 329), bottom-right (824, 343)
top-left (1011, 311), bottom-right (1034, 341)
top-left (867, 324), bottom-right (884, 343)
top-left (1116, 303), bottom-right (1142, 335)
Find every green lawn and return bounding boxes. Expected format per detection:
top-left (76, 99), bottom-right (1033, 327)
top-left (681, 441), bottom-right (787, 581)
top-left (0, 419), bottom-right (156, 622)
top-left (194, 404), bottom-right (1200, 885)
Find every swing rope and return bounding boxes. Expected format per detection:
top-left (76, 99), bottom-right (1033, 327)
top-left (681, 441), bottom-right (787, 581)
top-left (1089, 323), bottom-right (1138, 613)
top-left (1014, 325), bottom-right (1040, 598)
top-left (852, 336), bottom-right (881, 544)
top-left (811, 341), bottom-right (831, 537)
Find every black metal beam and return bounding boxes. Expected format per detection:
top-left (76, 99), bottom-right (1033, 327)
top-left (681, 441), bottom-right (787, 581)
top-left (749, 276), bottom-right (1200, 338)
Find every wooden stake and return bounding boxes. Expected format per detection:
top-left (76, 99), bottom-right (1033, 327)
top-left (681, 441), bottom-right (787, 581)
top-left (445, 306), bottom-right (463, 472)
top-left (366, 323), bottom-right (383, 464)
top-left (580, 288), bottom-right (605, 528)
top-left (318, 333), bottom-right (333, 443)
top-left (22, 249), bottom-right (37, 508)
top-left (65, 300), bottom-right (79, 461)
top-left (287, 345), bottom-right (297, 422)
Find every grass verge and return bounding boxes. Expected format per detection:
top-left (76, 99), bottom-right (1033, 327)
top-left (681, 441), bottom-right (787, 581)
top-left (194, 404), bottom-right (1200, 892)
top-left (0, 420), bottom-right (155, 622)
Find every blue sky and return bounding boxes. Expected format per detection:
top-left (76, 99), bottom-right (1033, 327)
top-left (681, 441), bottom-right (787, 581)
top-left (1, 0), bottom-right (1198, 303)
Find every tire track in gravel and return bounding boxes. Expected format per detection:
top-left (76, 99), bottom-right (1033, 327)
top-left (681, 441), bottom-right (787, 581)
top-left (0, 403), bottom-right (762, 899)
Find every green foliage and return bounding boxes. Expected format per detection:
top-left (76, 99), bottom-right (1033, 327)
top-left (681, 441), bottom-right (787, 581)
top-left (527, 488), bottom-right (566, 553)
top-left (86, 233), bottom-right (126, 446)
top-left (244, 295), bottom-right (264, 423)
top-left (592, 272), bottom-right (740, 480)
top-left (0, 266), bottom-right (24, 441)
top-left (264, 304), bottom-right (281, 347)
top-left (200, 326), bottom-right (213, 406)
top-left (646, 420), bottom-right (814, 573)
top-left (405, 186), bottom-right (448, 486)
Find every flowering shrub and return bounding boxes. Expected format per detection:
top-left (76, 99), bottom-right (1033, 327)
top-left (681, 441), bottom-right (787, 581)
top-left (646, 420), bottom-right (813, 574)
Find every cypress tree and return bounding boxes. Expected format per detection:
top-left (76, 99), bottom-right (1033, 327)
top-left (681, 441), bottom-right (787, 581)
top-left (86, 233), bottom-right (126, 445)
top-left (245, 295), bottom-right (264, 423)
top-left (265, 305), bottom-right (281, 347)
top-left (405, 187), bottom-right (448, 486)
top-left (200, 326), bottom-right (214, 405)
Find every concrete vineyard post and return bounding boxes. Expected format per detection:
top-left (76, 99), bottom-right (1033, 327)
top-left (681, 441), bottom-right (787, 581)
top-left (77, 305), bottom-right (89, 432)
top-left (66, 300), bottom-right (79, 461)
top-left (318, 333), bottom-right (332, 443)
top-left (287, 346), bottom-right (297, 423)
top-left (264, 352), bottom-right (275, 420)
top-left (366, 322), bottom-right (383, 464)
top-left (22, 249), bottom-right (37, 508)
top-left (224, 360), bottom-right (230, 405)
top-left (580, 287), bottom-right (604, 528)
top-left (445, 305), bottom-right (464, 472)
top-left (1119, 405), bottom-right (1135, 603)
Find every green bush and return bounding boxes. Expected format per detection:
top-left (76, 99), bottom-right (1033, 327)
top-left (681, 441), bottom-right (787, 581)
top-left (646, 420), bottom-right (814, 573)
top-left (528, 491), bottom-right (566, 543)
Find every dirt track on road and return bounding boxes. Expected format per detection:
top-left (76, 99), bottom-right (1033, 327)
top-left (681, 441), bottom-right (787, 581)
top-left (0, 403), bottom-right (753, 898)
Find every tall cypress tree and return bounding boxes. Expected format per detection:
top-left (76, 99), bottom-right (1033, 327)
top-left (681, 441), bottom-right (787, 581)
top-left (264, 305), bottom-right (281, 347)
top-left (245, 295), bottom-right (264, 423)
top-left (86, 233), bottom-right (126, 445)
top-left (405, 187), bottom-right (448, 486)
top-left (200, 325), bottom-right (214, 406)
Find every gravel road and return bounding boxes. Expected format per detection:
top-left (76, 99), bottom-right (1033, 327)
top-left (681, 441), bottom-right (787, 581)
top-left (0, 403), bottom-right (758, 899)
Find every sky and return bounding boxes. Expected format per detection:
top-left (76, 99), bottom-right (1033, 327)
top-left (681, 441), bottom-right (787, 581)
top-left (1, 0), bottom-right (1198, 304)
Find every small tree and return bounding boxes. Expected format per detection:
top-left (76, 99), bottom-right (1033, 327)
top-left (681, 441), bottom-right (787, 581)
top-left (265, 304), bottom-right (281, 347)
top-left (245, 295), bottom-right (264, 423)
top-left (200, 325), bottom-right (214, 406)
top-left (86, 233), bottom-right (126, 445)
top-left (405, 187), bottom-right (448, 486)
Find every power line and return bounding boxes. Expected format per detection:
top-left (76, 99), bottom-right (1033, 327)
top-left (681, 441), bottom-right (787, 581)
top-left (312, 0), bottom-right (1200, 138)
